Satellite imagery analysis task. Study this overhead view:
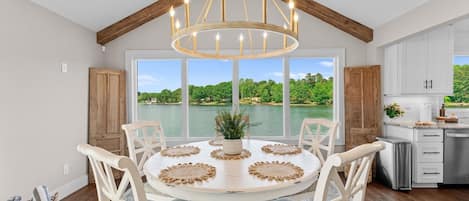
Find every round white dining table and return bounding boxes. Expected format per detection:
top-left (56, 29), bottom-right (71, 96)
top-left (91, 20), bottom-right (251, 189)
top-left (144, 139), bottom-right (321, 201)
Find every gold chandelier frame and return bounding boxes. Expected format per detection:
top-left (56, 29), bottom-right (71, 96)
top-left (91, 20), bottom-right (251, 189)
top-left (169, 0), bottom-right (299, 60)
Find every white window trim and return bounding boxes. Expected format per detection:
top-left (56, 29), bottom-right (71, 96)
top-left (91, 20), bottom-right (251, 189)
top-left (125, 48), bottom-right (346, 145)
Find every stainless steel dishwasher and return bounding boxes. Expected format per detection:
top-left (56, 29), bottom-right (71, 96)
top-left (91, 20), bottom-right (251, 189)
top-left (444, 129), bottom-right (469, 184)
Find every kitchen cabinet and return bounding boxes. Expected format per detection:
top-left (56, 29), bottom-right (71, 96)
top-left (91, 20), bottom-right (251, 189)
top-left (383, 25), bottom-right (453, 96)
top-left (384, 125), bottom-right (444, 187)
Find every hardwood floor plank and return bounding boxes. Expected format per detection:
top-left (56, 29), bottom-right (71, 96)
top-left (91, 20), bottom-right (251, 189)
top-left (62, 182), bottom-right (469, 201)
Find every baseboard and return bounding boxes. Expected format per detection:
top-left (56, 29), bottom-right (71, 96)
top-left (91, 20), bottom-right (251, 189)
top-left (52, 175), bottom-right (88, 199)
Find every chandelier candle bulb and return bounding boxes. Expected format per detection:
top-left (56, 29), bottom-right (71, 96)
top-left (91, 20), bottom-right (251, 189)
top-left (169, 6), bottom-right (175, 35)
top-left (294, 13), bottom-right (299, 33)
top-left (192, 32), bottom-right (197, 51)
top-left (215, 33), bottom-right (220, 55)
top-left (263, 32), bottom-right (268, 52)
top-left (239, 34), bottom-right (244, 55)
top-left (289, 0), bottom-right (295, 31)
top-left (184, 0), bottom-right (190, 28)
top-left (283, 24), bottom-right (288, 48)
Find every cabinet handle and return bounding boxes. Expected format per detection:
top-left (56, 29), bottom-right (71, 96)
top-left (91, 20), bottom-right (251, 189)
top-left (424, 80), bottom-right (428, 89)
top-left (430, 80), bottom-right (433, 89)
top-left (423, 134), bottom-right (440, 137)
top-left (423, 172), bottom-right (440, 175)
top-left (423, 152), bottom-right (440, 154)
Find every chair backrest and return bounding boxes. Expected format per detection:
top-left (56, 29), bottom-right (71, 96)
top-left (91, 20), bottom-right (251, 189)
top-left (314, 142), bottom-right (385, 201)
top-left (77, 144), bottom-right (147, 201)
top-left (298, 118), bottom-right (339, 164)
top-left (122, 121), bottom-right (167, 175)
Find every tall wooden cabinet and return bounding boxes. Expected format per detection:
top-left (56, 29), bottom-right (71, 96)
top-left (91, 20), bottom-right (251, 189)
top-left (344, 66), bottom-right (382, 151)
top-left (88, 68), bottom-right (127, 182)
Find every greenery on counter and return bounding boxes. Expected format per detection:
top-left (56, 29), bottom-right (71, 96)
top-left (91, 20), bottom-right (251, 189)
top-left (384, 103), bottom-right (405, 119)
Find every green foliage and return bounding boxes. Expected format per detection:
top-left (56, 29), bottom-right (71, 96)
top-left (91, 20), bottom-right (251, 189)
top-left (138, 73), bottom-right (333, 105)
top-left (446, 65), bottom-right (469, 104)
top-left (215, 111), bottom-right (248, 140)
top-left (384, 103), bottom-right (405, 119)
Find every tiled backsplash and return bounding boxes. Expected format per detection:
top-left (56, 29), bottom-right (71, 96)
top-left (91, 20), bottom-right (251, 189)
top-left (447, 109), bottom-right (469, 124)
top-left (383, 96), bottom-right (443, 122)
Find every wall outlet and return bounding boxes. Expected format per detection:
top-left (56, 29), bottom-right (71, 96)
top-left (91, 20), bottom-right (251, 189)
top-left (63, 164), bottom-right (70, 175)
top-left (61, 63), bottom-right (68, 73)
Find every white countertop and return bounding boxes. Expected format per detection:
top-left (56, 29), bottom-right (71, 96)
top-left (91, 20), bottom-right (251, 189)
top-left (384, 121), bottom-right (469, 129)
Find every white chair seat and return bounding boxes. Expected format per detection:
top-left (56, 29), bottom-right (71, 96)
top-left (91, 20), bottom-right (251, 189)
top-left (124, 183), bottom-right (181, 201)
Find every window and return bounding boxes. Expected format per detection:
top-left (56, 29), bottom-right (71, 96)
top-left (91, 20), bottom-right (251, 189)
top-left (188, 59), bottom-right (232, 137)
top-left (239, 59), bottom-right (283, 137)
top-left (446, 56), bottom-right (469, 108)
top-left (129, 49), bottom-right (344, 142)
top-left (136, 60), bottom-right (182, 137)
top-left (289, 58), bottom-right (334, 136)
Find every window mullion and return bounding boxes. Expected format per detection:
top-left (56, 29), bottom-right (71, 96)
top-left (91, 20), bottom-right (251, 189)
top-left (283, 57), bottom-right (291, 138)
top-left (232, 60), bottom-right (240, 112)
top-left (182, 58), bottom-right (189, 141)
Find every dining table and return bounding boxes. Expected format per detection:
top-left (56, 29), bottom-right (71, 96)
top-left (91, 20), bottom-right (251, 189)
top-left (144, 139), bottom-right (321, 201)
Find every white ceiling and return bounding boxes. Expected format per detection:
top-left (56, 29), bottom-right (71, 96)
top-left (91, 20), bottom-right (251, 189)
top-left (30, 0), bottom-right (430, 31)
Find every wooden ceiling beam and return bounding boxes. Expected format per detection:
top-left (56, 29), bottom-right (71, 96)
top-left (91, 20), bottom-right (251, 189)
top-left (282, 0), bottom-right (373, 43)
top-left (97, 0), bottom-right (373, 45)
top-left (97, 0), bottom-right (184, 45)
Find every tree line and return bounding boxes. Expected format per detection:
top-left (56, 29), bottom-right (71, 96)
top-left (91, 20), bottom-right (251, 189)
top-left (445, 65), bottom-right (469, 104)
top-left (138, 73), bottom-right (333, 105)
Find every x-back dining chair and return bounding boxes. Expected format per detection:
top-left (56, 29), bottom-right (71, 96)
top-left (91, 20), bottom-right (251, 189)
top-left (298, 118), bottom-right (339, 165)
top-left (122, 121), bottom-right (167, 176)
top-left (278, 142), bottom-right (385, 201)
top-left (77, 144), bottom-right (176, 201)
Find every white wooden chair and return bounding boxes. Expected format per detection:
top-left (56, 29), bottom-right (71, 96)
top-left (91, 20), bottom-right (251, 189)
top-left (122, 121), bottom-right (167, 176)
top-left (278, 142), bottom-right (385, 201)
top-left (77, 144), bottom-right (176, 201)
top-left (298, 119), bottom-right (339, 165)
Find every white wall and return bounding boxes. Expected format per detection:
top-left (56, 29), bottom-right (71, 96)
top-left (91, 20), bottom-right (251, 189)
top-left (367, 0), bottom-right (469, 64)
top-left (0, 0), bottom-right (104, 199)
top-left (103, 5), bottom-right (367, 68)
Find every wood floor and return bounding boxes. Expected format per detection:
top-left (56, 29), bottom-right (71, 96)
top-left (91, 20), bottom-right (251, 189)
top-left (63, 182), bottom-right (469, 201)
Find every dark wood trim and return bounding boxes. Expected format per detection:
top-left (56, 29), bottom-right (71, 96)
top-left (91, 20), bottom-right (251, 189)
top-left (97, 0), bottom-right (184, 45)
top-left (282, 0), bottom-right (373, 43)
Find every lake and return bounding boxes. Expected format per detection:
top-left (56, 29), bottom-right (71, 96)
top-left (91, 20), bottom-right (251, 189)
top-left (138, 104), bottom-right (333, 138)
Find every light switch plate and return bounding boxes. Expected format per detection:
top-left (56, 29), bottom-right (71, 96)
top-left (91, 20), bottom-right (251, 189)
top-left (61, 63), bottom-right (68, 73)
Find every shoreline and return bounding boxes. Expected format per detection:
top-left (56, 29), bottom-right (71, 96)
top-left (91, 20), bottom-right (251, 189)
top-left (139, 102), bottom-right (332, 107)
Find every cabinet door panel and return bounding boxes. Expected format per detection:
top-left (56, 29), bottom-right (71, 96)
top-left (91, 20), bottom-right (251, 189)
top-left (427, 26), bottom-right (453, 94)
top-left (107, 72), bottom-right (122, 134)
top-left (401, 34), bottom-right (427, 94)
top-left (383, 43), bottom-right (402, 95)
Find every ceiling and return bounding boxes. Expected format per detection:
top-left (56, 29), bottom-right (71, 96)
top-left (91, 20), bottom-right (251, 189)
top-left (30, 0), bottom-right (430, 31)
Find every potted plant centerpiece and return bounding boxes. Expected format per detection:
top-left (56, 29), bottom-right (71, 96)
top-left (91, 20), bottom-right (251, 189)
top-left (215, 110), bottom-right (248, 155)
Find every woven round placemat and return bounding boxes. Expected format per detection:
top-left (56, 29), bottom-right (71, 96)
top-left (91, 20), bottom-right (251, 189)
top-left (159, 163), bottom-right (216, 185)
top-left (248, 161), bottom-right (304, 182)
top-left (208, 139), bottom-right (223, 146)
top-left (261, 144), bottom-right (302, 155)
top-left (160, 146), bottom-right (200, 157)
top-left (210, 149), bottom-right (251, 160)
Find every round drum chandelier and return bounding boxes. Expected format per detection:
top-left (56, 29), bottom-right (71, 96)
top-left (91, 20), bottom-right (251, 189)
top-left (169, 0), bottom-right (299, 60)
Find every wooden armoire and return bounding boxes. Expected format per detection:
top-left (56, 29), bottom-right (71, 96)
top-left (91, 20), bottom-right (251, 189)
top-left (344, 66), bottom-right (382, 151)
top-left (88, 68), bottom-right (127, 182)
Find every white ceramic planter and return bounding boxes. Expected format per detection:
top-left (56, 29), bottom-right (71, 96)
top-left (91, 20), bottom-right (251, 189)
top-left (223, 139), bottom-right (243, 155)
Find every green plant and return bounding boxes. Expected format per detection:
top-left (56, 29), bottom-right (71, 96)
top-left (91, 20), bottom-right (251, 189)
top-left (215, 111), bottom-right (248, 140)
top-left (384, 103), bottom-right (405, 119)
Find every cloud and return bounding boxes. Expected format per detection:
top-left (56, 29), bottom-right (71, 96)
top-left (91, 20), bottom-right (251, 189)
top-left (138, 74), bottom-right (159, 86)
top-left (269, 72), bottom-right (284, 77)
top-left (290, 72), bottom-right (307, 80)
top-left (319, 61), bottom-right (334, 67)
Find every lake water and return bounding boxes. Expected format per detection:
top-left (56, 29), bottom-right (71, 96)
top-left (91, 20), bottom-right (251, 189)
top-left (138, 104), bottom-right (333, 138)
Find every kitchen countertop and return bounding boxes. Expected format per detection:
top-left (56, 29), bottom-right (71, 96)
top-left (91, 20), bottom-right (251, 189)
top-left (384, 121), bottom-right (469, 129)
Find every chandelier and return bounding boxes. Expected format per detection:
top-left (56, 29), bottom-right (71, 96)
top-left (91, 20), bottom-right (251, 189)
top-left (169, 0), bottom-right (299, 60)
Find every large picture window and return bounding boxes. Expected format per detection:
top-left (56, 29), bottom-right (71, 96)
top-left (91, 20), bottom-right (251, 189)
top-left (128, 49), bottom-right (344, 142)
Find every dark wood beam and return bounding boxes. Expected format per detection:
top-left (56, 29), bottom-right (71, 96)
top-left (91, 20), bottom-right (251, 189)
top-left (97, 0), bottom-right (184, 45)
top-left (282, 0), bottom-right (373, 43)
top-left (97, 0), bottom-right (373, 45)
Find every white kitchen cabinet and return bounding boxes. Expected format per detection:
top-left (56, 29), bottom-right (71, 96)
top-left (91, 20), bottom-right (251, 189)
top-left (384, 125), bottom-right (444, 187)
top-left (383, 25), bottom-right (454, 96)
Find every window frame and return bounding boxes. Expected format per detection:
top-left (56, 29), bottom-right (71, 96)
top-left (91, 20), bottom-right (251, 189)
top-left (125, 49), bottom-right (345, 145)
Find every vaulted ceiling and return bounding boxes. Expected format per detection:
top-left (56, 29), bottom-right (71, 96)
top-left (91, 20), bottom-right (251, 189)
top-left (30, 0), bottom-right (429, 44)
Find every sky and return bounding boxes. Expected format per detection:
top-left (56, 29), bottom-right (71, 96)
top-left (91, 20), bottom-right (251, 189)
top-left (454, 56), bottom-right (469, 65)
top-left (137, 58), bottom-right (334, 92)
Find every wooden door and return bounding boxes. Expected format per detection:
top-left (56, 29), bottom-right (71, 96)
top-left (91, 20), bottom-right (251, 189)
top-left (401, 34), bottom-right (428, 94)
top-left (344, 66), bottom-right (382, 151)
top-left (89, 68), bottom-right (126, 183)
